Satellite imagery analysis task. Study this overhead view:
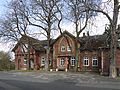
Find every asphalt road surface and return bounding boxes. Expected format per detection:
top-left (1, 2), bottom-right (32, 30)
top-left (0, 79), bottom-right (119, 90)
top-left (0, 72), bottom-right (119, 90)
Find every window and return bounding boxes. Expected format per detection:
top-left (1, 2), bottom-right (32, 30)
top-left (67, 46), bottom-right (71, 52)
top-left (60, 58), bottom-right (64, 66)
top-left (41, 57), bottom-right (45, 66)
top-left (92, 56), bottom-right (98, 66)
top-left (24, 58), bottom-right (27, 65)
top-left (118, 39), bottom-right (120, 47)
top-left (71, 57), bottom-right (75, 66)
top-left (83, 56), bottom-right (89, 66)
top-left (61, 45), bottom-right (65, 52)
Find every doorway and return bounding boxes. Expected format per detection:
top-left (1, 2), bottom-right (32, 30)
top-left (18, 59), bottom-right (21, 70)
top-left (30, 59), bottom-right (34, 70)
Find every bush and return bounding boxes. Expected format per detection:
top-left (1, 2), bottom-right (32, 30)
top-left (0, 51), bottom-right (15, 71)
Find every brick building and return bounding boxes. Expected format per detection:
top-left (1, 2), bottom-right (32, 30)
top-left (12, 31), bottom-right (120, 75)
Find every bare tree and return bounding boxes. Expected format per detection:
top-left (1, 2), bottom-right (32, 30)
top-left (65, 0), bottom-right (99, 71)
top-left (0, 0), bottom-right (32, 70)
top-left (19, 0), bottom-right (63, 71)
top-left (0, 0), bottom-right (30, 42)
top-left (83, 0), bottom-right (120, 78)
top-left (0, 0), bottom-right (63, 71)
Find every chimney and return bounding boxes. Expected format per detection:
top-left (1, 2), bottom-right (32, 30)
top-left (83, 33), bottom-right (86, 37)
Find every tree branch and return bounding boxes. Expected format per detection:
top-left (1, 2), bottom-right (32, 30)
top-left (25, 14), bottom-right (47, 32)
top-left (88, 8), bottom-right (113, 25)
top-left (78, 13), bottom-right (89, 35)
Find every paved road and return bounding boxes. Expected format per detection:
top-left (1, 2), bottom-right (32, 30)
top-left (0, 71), bottom-right (119, 90)
top-left (0, 79), bottom-right (119, 90)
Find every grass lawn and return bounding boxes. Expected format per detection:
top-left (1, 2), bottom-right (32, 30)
top-left (116, 76), bottom-right (120, 80)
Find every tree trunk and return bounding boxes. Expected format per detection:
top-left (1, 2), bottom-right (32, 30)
top-left (75, 34), bottom-right (79, 72)
top-left (45, 31), bottom-right (51, 71)
top-left (27, 53), bottom-right (30, 70)
top-left (45, 47), bottom-right (50, 71)
top-left (109, 0), bottom-right (119, 78)
top-left (110, 65), bottom-right (117, 78)
top-left (109, 25), bottom-right (117, 78)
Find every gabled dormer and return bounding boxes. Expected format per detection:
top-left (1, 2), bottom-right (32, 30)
top-left (52, 30), bottom-right (79, 57)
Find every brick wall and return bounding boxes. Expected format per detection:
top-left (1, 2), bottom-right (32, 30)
top-left (79, 50), bottom-right (100, 72)
top-left (53, 34), bottom-right (76, 70)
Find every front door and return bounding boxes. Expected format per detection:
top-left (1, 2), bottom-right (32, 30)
top-left (30, 59), bottom-right (34, 70)
top-left (18, 59), bottom-right (21, 70)
top-left (60, 58), bottom-right (65, 67)
top-left (58, 57), bottom-right (70, 70)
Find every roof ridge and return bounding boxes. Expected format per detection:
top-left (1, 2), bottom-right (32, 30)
top-left (21, 35), bottom-right (40, 42)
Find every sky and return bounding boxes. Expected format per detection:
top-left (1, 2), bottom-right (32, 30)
top-left (0, 0), bottom-right (8, 17)
top-left (0, 0), bottom-right (10, 52)
top-left (0, 0), bottom-right (118, 53)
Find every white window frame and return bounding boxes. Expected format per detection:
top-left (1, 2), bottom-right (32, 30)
top-left (24, 59), bottom-right (27, 65)
top-left (92, 56), bottom-right (98, 66)
top-left (83, 56), bottom-right (89, 66)
top-left (71, 57), bottom-right (75, 66)
top-left (41, 57), bottom-right (45, 66)
top-left (61, 45), bottom-right (65, 52)
top-left (118, 39), bottom-right (120, 47)
top-left (60, 58), bottom-right (64, 66)
top-left (67, 46), bottom-right (71, 52)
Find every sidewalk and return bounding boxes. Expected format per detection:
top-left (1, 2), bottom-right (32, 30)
top-left (10, 71), bottom-right (120, 83)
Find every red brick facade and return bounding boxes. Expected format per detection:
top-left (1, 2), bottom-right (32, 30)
top-left (79, 50), bottom-right (101, 72)
top-left (52, 33), bottom-right (77, 71)
top-left (13, 31), bottom-right (120, 75)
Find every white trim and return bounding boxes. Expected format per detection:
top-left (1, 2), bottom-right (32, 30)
top-left (92, 56), bottom-right (98, 66)
top-left (60, 58), bottom-right (64, 66)
top-left (61, 45), bottom-right (65, 52)
top-left (24, 59), bottom-right (27, 65)
top-left (83, 56), bottom-right (89, 66)
top-left (67, 46), bottom-right (71, 52)
top-left (71, 57), bottom-right (75, 66)
top-left (41, 57), bottom-right (45, 66)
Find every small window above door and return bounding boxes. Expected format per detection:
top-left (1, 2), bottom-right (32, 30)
top-left (61, 45), bottom-right (65, 52)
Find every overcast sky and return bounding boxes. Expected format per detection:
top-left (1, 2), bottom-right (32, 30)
top-left (0, 0), bottom-right (8, 17)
